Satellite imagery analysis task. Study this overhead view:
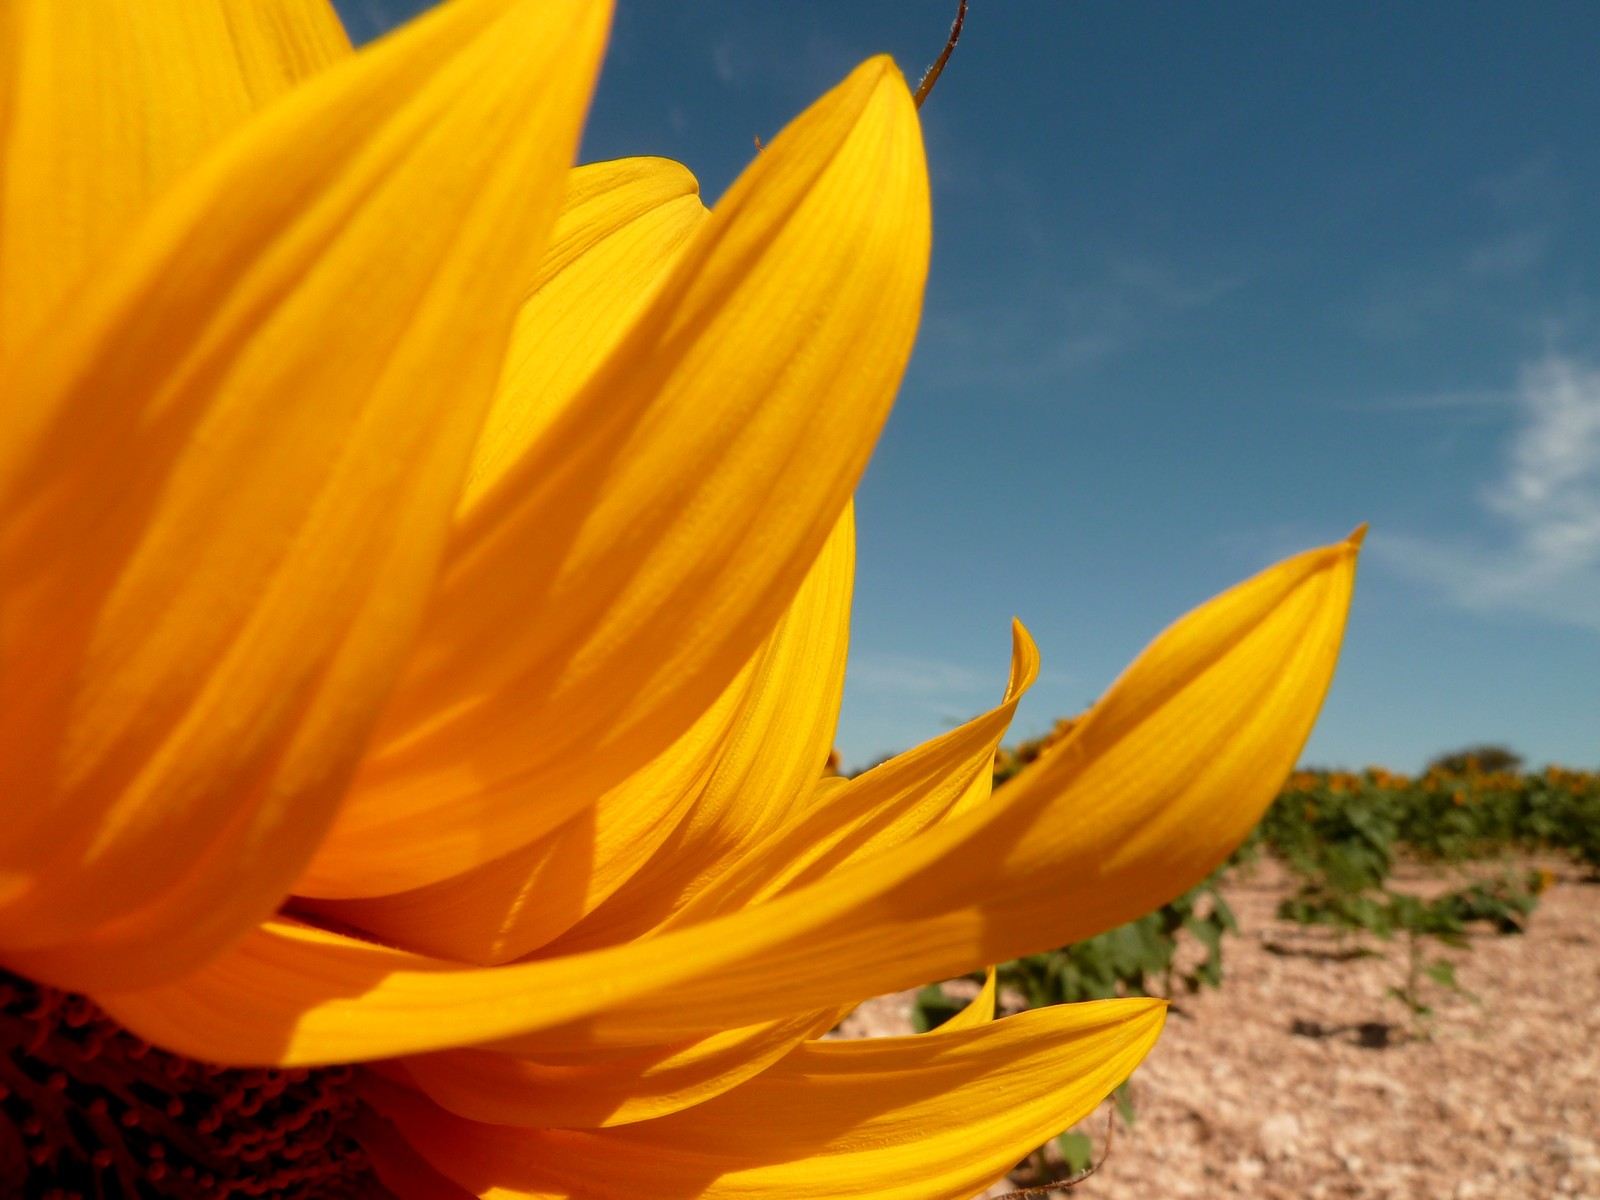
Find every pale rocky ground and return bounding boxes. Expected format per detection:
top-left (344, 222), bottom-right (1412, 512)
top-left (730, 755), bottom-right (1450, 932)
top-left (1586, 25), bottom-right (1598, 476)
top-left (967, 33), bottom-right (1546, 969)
top-left (837, 855), bottom-right (1600, 1200)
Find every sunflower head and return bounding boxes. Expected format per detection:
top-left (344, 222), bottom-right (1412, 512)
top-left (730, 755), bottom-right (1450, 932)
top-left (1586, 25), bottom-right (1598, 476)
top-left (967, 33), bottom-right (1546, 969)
top-left (0, 2), bottom-right (1358, 1197)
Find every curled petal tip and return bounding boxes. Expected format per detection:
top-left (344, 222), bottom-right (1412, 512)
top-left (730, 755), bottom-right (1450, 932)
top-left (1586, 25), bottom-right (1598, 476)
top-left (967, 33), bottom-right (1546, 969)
top-left (1345, 523), bottom-right (1370, 550)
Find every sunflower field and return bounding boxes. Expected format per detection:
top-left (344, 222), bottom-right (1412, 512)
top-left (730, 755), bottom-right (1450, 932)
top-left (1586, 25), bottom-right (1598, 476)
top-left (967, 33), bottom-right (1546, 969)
top-left (916, 740), bottom-right (1599, 1031)
top-left (1257, 759), bottom-right (1600, 871)
top-left (911, 738), bottom-right (1597, 1185)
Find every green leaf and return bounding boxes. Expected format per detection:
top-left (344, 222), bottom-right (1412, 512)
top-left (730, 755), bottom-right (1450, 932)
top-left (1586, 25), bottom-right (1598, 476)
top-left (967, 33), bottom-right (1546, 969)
top-left (1421, 960), bottom-right (1458, 988)
top-left (1055, 1131), bottom-right (1094, 1174)
top-left (1114, 1081), bottom-right (1136, 1127)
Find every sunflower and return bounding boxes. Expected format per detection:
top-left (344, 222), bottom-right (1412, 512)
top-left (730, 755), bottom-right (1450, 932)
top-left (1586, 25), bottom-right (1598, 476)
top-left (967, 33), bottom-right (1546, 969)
top-left (0, 1), bottom-right (1360, 1197)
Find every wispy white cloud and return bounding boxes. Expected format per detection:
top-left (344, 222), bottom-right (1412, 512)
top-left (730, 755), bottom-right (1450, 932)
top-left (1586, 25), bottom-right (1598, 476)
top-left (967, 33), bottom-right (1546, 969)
top-left (1343, 387), bottom-right (1505, 414)
top-left (1352, 223), bottom-right (1554, 341)
top-left (709, 36), bottom-right (744, 85)
top-left (1473, 151), bottom-right (1562, 215)
top-left (1464, 226), bottom-right (1551, 280)
top-left (847, 652), bottom-right (995, 701)
top-left (915, 256), bottom-right (1242, 393)
top-left (1378, 354), bottom-right (1600, 632)
top-left (701, 19), bottom-right (864, 99)
top-left (1106, 256), bottom-right (1246, 310)
top-left (1352, 153), bottom-right (1565, 343)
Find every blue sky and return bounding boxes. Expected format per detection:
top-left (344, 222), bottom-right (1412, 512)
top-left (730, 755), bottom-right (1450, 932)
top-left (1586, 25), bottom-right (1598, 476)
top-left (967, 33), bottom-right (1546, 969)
top-left (338, 1), bottom-right (1600, 773)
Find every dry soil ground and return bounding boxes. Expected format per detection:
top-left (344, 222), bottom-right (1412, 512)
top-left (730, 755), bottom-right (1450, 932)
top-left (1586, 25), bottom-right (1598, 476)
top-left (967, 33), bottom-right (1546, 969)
top-left (838, 855), bottom-right (1600, 1200)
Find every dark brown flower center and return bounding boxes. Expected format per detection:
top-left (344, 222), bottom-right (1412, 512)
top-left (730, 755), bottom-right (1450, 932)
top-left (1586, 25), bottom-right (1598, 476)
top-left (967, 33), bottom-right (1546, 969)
top-left (0, 969), bottom-right (388, 1199)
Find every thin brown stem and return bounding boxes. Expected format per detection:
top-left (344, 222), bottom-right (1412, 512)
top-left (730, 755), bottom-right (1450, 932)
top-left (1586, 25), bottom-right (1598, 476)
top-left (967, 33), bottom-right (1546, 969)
top-left (913, 0), bottom-right (968, 109)
top-left (990, 1106), bottom-right (1116, 1199)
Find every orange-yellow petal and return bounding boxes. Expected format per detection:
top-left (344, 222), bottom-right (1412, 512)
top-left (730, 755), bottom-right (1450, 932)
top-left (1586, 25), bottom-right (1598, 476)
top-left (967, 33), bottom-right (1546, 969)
top-left (354, 1106), bottom-right (478, 1200)
top-left (659, 621), bottom-right (1036, 928)
top-left (461, 156), bottom-right (709, 512)
top-left (301, 677), bottom-right (733, 965)
top-left (308, 505), bottom-right (850, 963)
top-left (363, 999), bottom-right (1163, 1200)
top-left (403, 1009), bottom-right (839, 1130)
top-left (0, 0), bottom-right (611, 992)
top-left (99, 533), bottom-right (1354, 1065)
top-left (937, 966), bottom-right (998, 1032)
top-left (544, 505), bottom-right (855, 954)
top-left (292, 156), bottom-right (713, 961)
top-left (0, 0), bottom-right (350, 365)
top-left (295, 55), bottom-right (929, 898)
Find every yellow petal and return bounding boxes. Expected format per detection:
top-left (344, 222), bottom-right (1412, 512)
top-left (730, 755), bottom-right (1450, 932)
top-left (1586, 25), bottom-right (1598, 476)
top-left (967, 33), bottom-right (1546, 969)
top-left (100, 533), bottom-right (1354, 1066)
top-left (293, 156), bottom-right (712, 960)
top-left (295, 55), bottom-right (930, 897)
top-left (545, 505), bottom-right (855, 953)
top-left (937, 966), bottom-right (998, 1033)
top-left (404, 1009), bottom-right (839, 1130)
top-left (659, 620), bottom-right (1036, 928)
top-left (0, 0), bottom-right (612, 992)
top-left (308, 504), bottom-right (851, 961)
top-left (363, 999), bottom-right (1163, 1200)
top-left (302, 672), bottom-right (738, 964)
top-left (461, 156), bottom-right (709, 512)
top-left (0, 0), bottom-right (350, 365)
top-left (426, 967), bottom-right (992, 1133)
top-left (977, 526), bottom-right (1365, 938)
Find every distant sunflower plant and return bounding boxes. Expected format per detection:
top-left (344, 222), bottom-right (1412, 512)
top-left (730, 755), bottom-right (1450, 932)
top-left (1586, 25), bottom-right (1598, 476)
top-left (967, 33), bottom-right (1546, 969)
top-left (0, 1), bottom-right (1359, 1197)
